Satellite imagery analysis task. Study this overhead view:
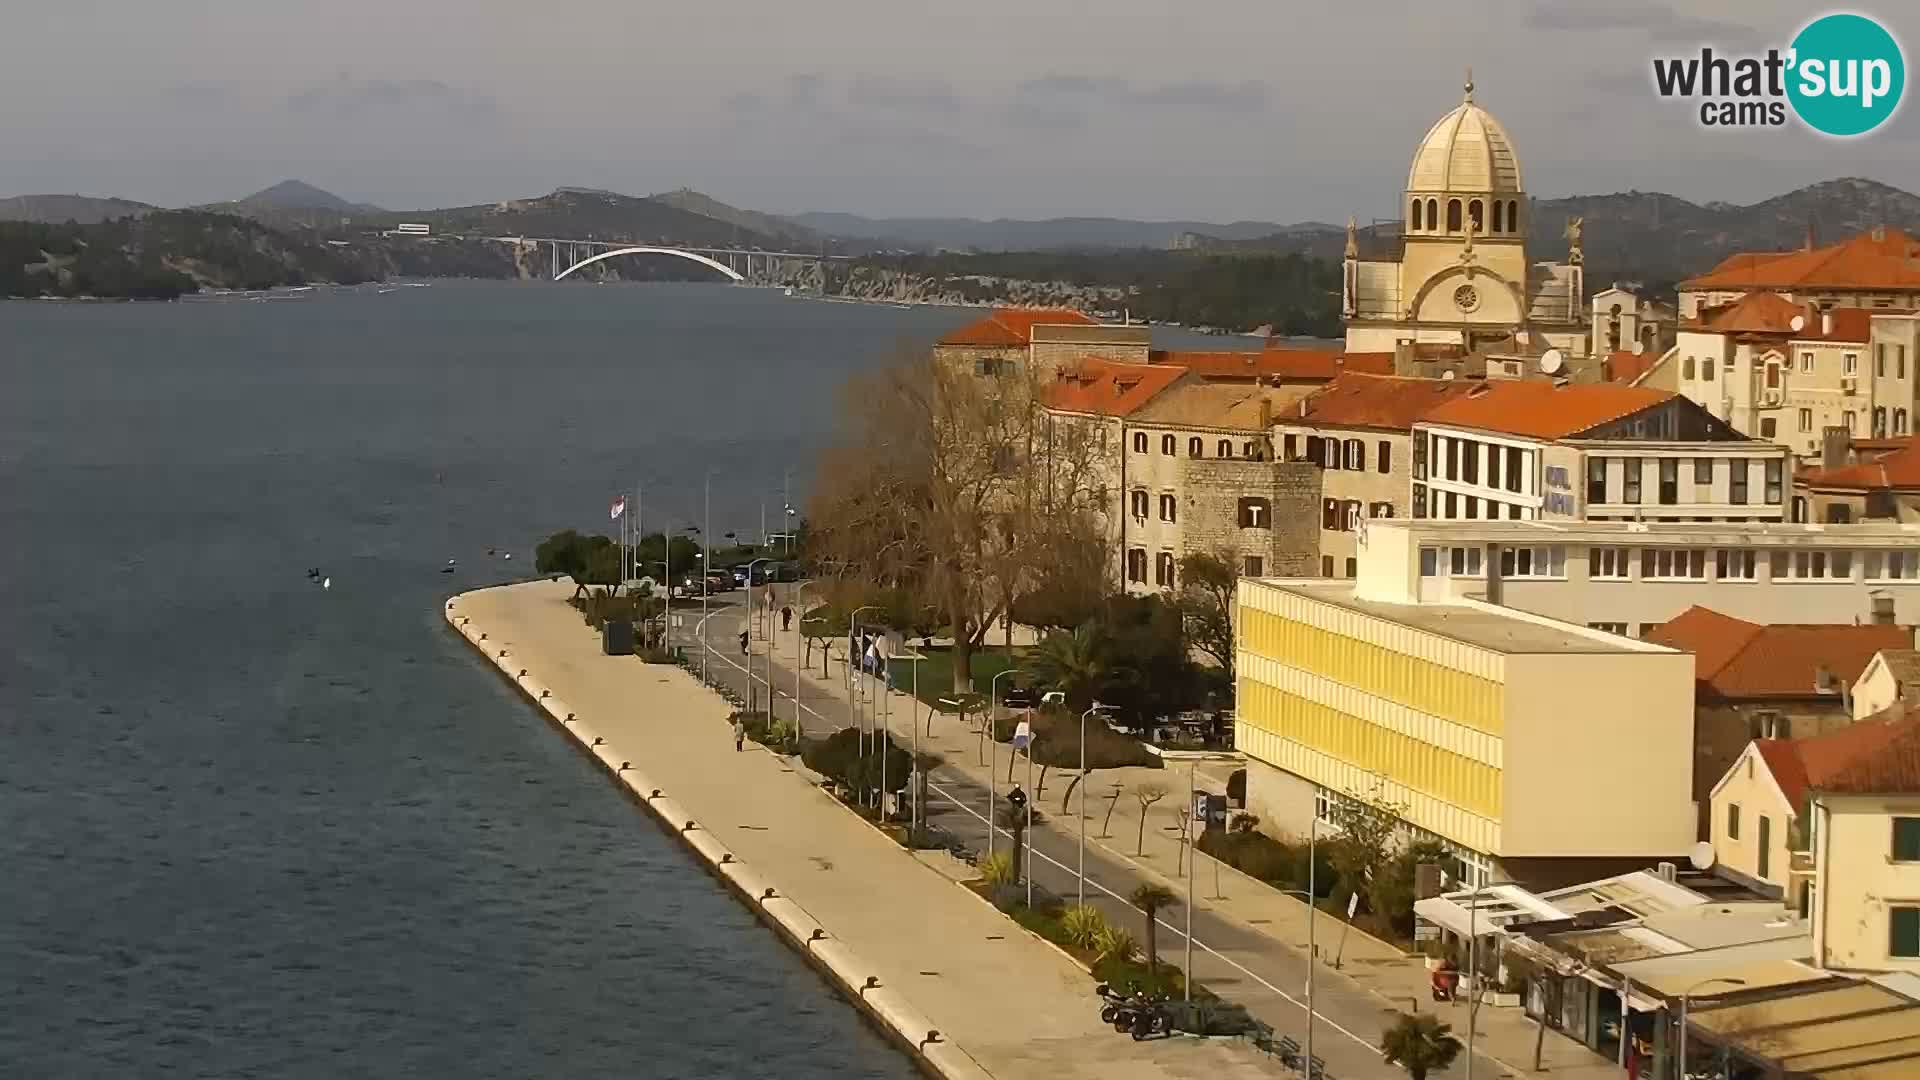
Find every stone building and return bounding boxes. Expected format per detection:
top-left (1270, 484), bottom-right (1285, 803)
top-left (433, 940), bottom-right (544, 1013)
top-left (1794, 434), bottom-right (1920, 523)
top-left (1678, 225), bottom-right (1920, 320)
top-left (1271, 372), bottom-right (1476, 579)
top-left (1342, 74), bottom-right (1588, 359)
top-left (931, 307), bottom-right (1148, 380)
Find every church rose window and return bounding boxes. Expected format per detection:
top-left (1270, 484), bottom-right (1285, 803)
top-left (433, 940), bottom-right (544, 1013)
top-left (1453, 284), bottom-right (1479, 313)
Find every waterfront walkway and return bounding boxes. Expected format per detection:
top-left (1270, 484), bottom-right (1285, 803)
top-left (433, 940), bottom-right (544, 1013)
top-left (689, 592), bottom-right (1631, 1080)
top-left (452, 580), bottom-right (1284, 1080)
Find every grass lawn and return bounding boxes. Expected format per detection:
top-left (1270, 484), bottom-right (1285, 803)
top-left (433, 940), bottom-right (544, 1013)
top-left (886, 645), bottom-right (1025, 711)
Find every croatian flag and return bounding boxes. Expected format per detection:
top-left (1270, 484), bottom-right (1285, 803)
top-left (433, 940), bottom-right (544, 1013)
top-left (609, 496), bottom-right (626, 520)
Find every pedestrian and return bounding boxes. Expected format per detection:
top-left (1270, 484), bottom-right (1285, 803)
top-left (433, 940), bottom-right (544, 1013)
top-left (732, 715), bottom-right (747, 752)
top-left (738, 629), bottom-right (750, 655)
top-left (781, 605), bottom-right (793, 632)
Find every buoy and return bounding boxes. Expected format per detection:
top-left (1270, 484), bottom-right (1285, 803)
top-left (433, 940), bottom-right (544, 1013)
top-left (322, 578), bottom-right (331, 590)
top-left (503, 553), bottom-right (512, 560)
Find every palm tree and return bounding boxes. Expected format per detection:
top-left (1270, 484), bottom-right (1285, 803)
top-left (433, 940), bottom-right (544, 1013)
top-left (1024, 624), bottom-right (1111, 711)
top-left (1128, 883), bottom-right (1177, 974)
top-left (1381, 1012), bottom-right (1463, 1080)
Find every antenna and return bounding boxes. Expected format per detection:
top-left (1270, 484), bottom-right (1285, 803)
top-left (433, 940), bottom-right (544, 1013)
top-left (1539, 349), bottom-right (1565, 375)
top-left (1790, 314), bottom-right (1806, 333)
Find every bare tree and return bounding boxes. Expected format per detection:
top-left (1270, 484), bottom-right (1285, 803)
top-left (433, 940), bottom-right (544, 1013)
top-left (1176, 550), bottom-right (1238, 678)
top-left (1133, 782), bottom-right (1168, 855)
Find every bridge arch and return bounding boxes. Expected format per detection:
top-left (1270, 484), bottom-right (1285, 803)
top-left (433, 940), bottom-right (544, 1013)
top-left (553, 246), bottom-right (746, 283)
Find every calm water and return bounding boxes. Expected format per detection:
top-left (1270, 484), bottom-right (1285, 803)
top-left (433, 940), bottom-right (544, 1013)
top-left (0, 282), bottom-right (977, 1079)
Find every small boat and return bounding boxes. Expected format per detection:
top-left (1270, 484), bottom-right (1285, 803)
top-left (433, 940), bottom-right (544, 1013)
top-left (442, 559), bottom-right (456, 574)
top-left (322, 577), bottom-right (331, 590)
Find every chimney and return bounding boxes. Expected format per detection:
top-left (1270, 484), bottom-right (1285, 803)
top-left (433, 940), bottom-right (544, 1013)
top-left (1258, 395), bottom-right (1273, 431)
top-left (1815, 666), bottom-right (1836, 694)
top-left (1821, 308), bottom-right (1834, 336)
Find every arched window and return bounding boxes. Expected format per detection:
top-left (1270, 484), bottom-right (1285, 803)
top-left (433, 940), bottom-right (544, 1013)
top-left (1160, 433), bottom-right (1175, 455)
top-left (1217, 439), bottom-right (1232, 457)
top-left (1468, 199), bottom-right (1484, 234)
top-left (1427, 199), bottom-right (1439, 230)
top-left (1508, 200), bottom-right (1520, 231)
top-left (1132, 432), bottom-right (1147, 453)
top-left (1492, 201), bottom-right (1504, 232)
top-left (1188, 436), bottom-right (1203, 458)
top-left (1446, 199), bottom-right (1462, 232)
top-left (1410, 200), bottom-right (1423, 231)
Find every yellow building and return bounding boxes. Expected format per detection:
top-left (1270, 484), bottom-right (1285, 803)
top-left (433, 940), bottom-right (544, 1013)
top-left (1236, 575), bottom-right (1697, 885)
top-left (1342, 73), bottom-right (1588, 360)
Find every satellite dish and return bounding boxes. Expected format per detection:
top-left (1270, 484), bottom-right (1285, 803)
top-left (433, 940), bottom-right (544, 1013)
top-left (1539, 349), bottom-right (1565, 375)
top-left (1790, 314), bottom-right (1806, 332)
top-left (1689, 841), bottom-right (1716, 871)
top-left (1441, 370), bottom-right (1457, 381)
top-left (1632, 341), bottom-right (1646, 356)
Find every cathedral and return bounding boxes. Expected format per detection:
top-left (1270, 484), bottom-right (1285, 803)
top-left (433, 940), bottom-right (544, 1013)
top-left (1343, 74), bottom-right (1590, 359)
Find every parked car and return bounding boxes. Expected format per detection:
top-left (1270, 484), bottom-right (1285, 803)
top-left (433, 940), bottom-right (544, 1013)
top-left (704, 569), bottom-right (734, 592)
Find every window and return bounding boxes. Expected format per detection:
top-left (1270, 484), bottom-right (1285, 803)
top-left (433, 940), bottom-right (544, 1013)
top-left (1243, 441), bottom-right (1260, 460)
top-left (1243, 556), bottom-right (1263, 577)
top-left (1189, 436), bottom-right (1204, 458)
top-left (1321, 555), bottom-right (1335, 577)
top-left (1464, 496), bottom-right (1479, 519)
top-left (1727, 803), bottom-right (1740, 840)
top-left (1729, 458), bottom-right (1749, 504)
top-left (1878, 344), bottom-right (1888, 377)
top-left (1444, 437), bottom-right (1459, 480)
top-left (1622, 458), bottom-right (1642, 503)
top-left (1694, 457), bottom-right (1714, 484)
top-left (1901, 344), bottom-right (1909, 379)
top-left (1498, 545), bottom-right (1566, 578)
top-left (1378, 441), bottom-right (1392, 474)
top-left (1684, 355), bottom-right (1696, 379)
top-left (1491, 200), bottom-right (1504, 232)
top-left (1160, 434), bottom-right (1175, 455)
top-left (1587, 459), bottom-right (1607, 504)
top-left (1412, 483), bottom-right (1427, 518)
top-left (1322, 498), bottom-right (1341, 531)
top-left (1844, 352), bottom-right (1859, 375)
top-left (1894, 818), bottom-right (1920, 862)
top-left (1237, 497), bottom-right (1270, 529)
top-left (1590, 547), bottom-right (1631, 579)
top-left (1283, 434), bottom-right (1298, 460)
top-left (1875, 407), bottom-right (1889, 438)
top-left (1659, 458), bottom-right (1679, 504)
top-left (1446, 198), bottom-right (1462, 232)
top-left (1716, 549), bottom-right (1757, 580)
top-left (1443, 491), bottom-right (1458, 519)
top-left (1344, 557), bottom-right (1357, 578)
top-left (1749, 712), bottom-right (1790, 740)
top-left (1468, 199), bottom-right (1483, 233)
top-left (1641, 548), bottom-right (1708, 580)
top-left (1427, 199), bottom-right (1439, 232)
top-left (1773, 549), bottom-right (1852, 580)
top-left (1129, 489), bottom-right (1149, 517)
top-left (1410, 199), bottom-right (1423, 230)
top-left (975, 357), bottom-right (1011, 377)
top-left (1419, 547), bottom-right (1439, 576)
top-left (1844, 410), bottom-right (1857, 434)
top-left (1704, 357), bottom-right (1715, 381)
top-left (1446, 546), bottom-right (1484, 577)
top-left (1155, 551), bottom-right (1176, 587)
top-left (1125, 548), bottom-right (1146, 583)
top-left (1343, 438), bottom-right (1365, 471)
top-left (1760, 417), bottom-right (1777, 438)
top-left (1461, 440), bottom-right (1479, 484)
top-left (1487, 445), bottom-right (1504, 491)
top-left (1765, 459), bottom-right (1783, 505)
top-left (1132, 432), bottom-right (1148, 453)
top-left (1799, 408), bottom-right (1814, 433)
top-left (1893, 907), bottom-right (1920, 959)
top-left (1800, 351), bottom-right (1814, 373)
top-left (1899, 409), bottom-right (1910, 435)
top-left (1758, 816), bottom-right (1772, 878)
top-left (1866, 550), bottom-right (1920, 580)
top-left (1217, 439), bottom-right (1233, 458)
top-left (1344, 500), bottom-right (1363, 531)
top-left (1766, 363), bottom-right (1781, 389)
top-left (1158, 493), bottom-right (1177, 523)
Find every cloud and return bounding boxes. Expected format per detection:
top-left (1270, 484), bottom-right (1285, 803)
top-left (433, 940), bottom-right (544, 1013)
top-left (1526, 2), bottom-right (1762, 42)
top-left (834, 126), bottom-right (978, 155)
top-left (1013, 75), bottom-right (1267, 113)
top-left (848, 75), bottom-right (961, 112)
top-left (158, 82), bottom-right (231, 106)
top-left (724, 92), bottom-right (766, 115)
top-left (285, 77), bottom-right (499, 120)
top-left (784, 73), bottom-right (827, 110)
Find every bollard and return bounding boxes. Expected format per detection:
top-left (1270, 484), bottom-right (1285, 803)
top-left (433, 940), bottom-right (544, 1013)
top-left (682, 821), bottom-right (698, 832)
top-left (719, 853), bottom-right (734, 864)
top-left (563, 713), bottom-right (577, 724)
top-left (860, 976), bottom-right (881, 997)
top-left (617, 762), bottom-right (631, 772)
top-left (920, 1030), bottom-right (942, 1049)
top-left (538, 689), bottom-right (550, 700)
top-left (808, 928), bottom-right (827, 945)
top-left (760, 887), bottom-right (777, 901)
top-left (591, 737), bottom-right (604, 747)
top-left (646, 789), bottom-right (662, 800)
top-left (517, 668), bottom-right (527, 678)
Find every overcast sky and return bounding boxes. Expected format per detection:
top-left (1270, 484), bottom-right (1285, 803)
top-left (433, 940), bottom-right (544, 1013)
top-left (4, 1), bottom-right (1915, 223)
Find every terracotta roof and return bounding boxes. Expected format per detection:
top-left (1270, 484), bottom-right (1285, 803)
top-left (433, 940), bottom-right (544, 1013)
top-left (1755, 708), bottom-right (1920, 805)
top-left (1602, 349), bottom-right (1660, 385)
top-left (1148, 348), bottom-right (1394, 380)
top-left (937, 307), bottom-right (1097, 347)
top-left (1042, 357), bottom-right (1186, 418)
top-left (1683, 228), bottom-right (1920, 292)
top-left (1689, 291), bottom-right (1805, 334)
top-left (1417, 380), bottom-right (1675, 439)
top-left (1647, 605), bottom-right (1914, 701)
top-left (1131, 381), bottom-right (1317, 431)
top-left (1793, 306), bottom-right (1882, 343)
top-left (1797, 437), bottom-right (1920, 490)
top-left (1284, 372), bottom-right (1477, 431)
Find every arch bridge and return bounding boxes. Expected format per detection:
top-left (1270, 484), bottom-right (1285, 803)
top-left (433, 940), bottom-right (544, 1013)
top-left (485, 235), bottom-right (843, 283)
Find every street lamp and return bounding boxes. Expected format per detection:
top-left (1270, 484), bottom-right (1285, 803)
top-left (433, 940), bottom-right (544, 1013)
top-left (1272, 883), bottom-right (1318, 1070)
top-left (1678, 977), bottom-right (1746, 1079)
top-left (701, 470), bottom-right (716, 683)
top-left (848, 605), bottom-right (879, 766)
top-left (1463, 876), bottom-right (1524, 1080)
top-left (1077, 703), bottom-right (1118, 906)
top-left (792, 580), bottom-right (820, 744)
top-left (988, 669), bottom-right (1021, 863)
top-left (745, 558), bottom-right (772, 714)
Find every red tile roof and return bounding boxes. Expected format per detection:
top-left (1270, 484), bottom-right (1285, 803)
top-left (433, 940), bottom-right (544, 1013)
top-left (1602, 349), bottom-right (1660, 385)
top-left (1793, 306), bottom-right (1882, 343)
top-left (1286, 372), bottom-right (1477, 431)
top-left (1797, 437), bottom-right (1920, 490)
top-left (1149, 348), bottom-right (1394, 380)
top-left (1683, 228), bottom-right (1920, 292)
top-left (1689, 291), bottom-right (1806, 334)
top-left (1756, 708), bottom-right (1920, 806)
top-left (1417, 380), bottom-right (1675, 439)
top-left (1648, 605), bottom-right (1914, 701)
top-left (938, 307), bottom-right (1098, 347)
top-left (1042, 357), bottom-right (1186, 418)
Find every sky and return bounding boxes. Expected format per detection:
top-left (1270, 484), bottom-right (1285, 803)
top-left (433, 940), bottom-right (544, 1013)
top-left (4, 1), bottom-right (1917, 224)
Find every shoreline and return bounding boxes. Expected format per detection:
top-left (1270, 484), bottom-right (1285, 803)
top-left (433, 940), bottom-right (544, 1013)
top-left (442, 590), bottom-right (993, 1080)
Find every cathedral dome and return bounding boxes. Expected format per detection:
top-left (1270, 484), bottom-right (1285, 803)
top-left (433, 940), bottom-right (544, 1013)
top-left (1406, 75), bottom-right (1523, 195)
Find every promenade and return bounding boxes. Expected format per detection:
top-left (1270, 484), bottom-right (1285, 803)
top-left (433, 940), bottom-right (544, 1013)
top-left (690, 590), bottom-right (1631, 1080)
top-left (448, 579), bottom-right (1285, 1080)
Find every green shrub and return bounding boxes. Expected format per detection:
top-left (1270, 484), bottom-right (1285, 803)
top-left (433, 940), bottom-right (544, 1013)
top-left (980, 851), bottom-right (1016, 887)
top-left (1060, 904), bottom-right (1109, 950)
top-left (1094, 925), bottom-right (1138, 965)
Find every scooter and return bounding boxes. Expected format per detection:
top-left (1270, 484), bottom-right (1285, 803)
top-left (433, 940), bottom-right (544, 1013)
top-left (1094, 983), bottom-right (1127, 1025)
top-left (1129, 1002), bottom-right (1173, 1041)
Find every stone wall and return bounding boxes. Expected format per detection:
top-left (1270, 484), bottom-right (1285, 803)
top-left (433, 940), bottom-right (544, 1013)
top-left (1178, 458), bottom-right (1320, 576)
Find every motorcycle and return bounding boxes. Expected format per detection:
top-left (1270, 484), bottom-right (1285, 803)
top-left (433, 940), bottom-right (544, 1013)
top-left (1431, 966), bottom-right (1460, 1002)
top-left (1094, 983), bottom-right (1127, 1025)
top-left (1129, 1002), bottom-right (1173, 1041)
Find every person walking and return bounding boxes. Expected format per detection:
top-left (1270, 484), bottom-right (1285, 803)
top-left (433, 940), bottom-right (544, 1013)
top-left (732, 716), bottom-right (747, 752)
top-left (738, 629), bottom-right (750, 655)
top-left (780, 605), bottom-right (793, 632)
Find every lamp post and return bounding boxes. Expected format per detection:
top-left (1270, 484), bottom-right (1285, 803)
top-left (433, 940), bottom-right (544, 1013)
top-left (1464, 876), bottom-right (1524, 1080)
top-left (1678, 977), bottom-right (1746, 1080)
top-left (988, 669), bottom-right (1019, 863)
top-left (793, 580), bottom-right (819, 744)
top-left (1078, 703), bottom-right (1117, 906)
top-left (848, 605), bottom-right (878, 773)
top-left (745, 558), bottom-right (772, 713)
top-left (1274, 882), bottom-right (1318, 1069)
top-left (701, 470), bottom-right (715, 684)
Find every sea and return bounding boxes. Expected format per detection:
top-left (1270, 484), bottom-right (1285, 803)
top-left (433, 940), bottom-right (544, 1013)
top-left (0, 280), bottom-right (1247, 1078)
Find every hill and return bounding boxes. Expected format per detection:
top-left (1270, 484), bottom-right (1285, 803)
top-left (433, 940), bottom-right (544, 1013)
top-left (652, 188), bottom-right (817, 246)
top-left (0, 194), bottom-right (159, 224)
top-left (394, 188), bottom-right (785, 248)
top-left (0, 210), bottom-right (381, 299)
top-left (784, 211), bottom-right (1292, 251)
top-left (195, 180), bottom-right (387, 231)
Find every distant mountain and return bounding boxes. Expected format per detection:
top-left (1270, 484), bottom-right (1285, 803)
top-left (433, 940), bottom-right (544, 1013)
top-left (783, 212), bottom-right (1293, 252)
top-left (228, 179), bottom-right (383, 214)
top-left (652, 188), bottom-right (818, 246)
top-left (0, 194), bottom-right (159, 224)
top-left (392, 187), bottom-right (786, 248)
